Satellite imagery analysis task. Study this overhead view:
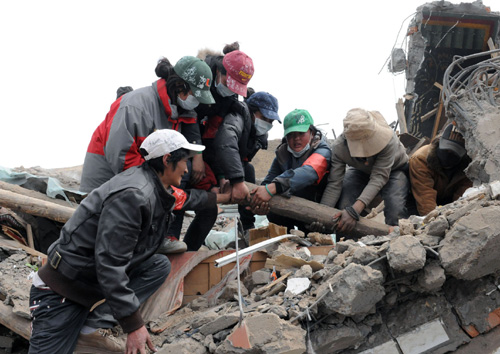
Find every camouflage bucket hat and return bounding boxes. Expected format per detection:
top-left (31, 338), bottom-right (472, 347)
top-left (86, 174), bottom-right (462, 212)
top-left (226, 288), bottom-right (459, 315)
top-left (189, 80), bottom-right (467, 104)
top-left (174, 56), bottom-right (215, 104)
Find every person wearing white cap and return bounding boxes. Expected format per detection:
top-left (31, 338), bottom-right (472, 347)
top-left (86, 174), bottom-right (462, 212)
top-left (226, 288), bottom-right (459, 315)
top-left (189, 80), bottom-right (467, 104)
top-left (29, 129), bottom-right (230, 354)
top-left (320, 108), bottom-right (410, 235)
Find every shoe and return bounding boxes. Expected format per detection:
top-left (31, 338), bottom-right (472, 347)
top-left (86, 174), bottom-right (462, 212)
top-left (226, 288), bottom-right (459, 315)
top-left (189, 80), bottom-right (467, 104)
top-left (157, 236), bottom-right (187, 254)
top-left (74, 328), bottom-right (126, 354)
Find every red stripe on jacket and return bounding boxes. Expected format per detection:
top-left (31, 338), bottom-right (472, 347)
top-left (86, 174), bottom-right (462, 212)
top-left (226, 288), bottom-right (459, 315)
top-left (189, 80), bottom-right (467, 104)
top-left (172, 186), bottom-right (187, 210)
top-left (303, 153), bottom-right (328, 184)
top-left (87, 97), bottom-right (124, 155)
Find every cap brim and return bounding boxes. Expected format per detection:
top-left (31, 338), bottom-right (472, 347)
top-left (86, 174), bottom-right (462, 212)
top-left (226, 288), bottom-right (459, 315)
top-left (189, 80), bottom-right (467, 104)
top-left (226, 75), bottom-right (248, 97)
top-left (284, 124), bottom-right (310, 136)
top-left (260, 108), bottom-right (281, 123)
top-left (184, 142), bottom-right (205, 153)
top-left (191, 86), bottom-right (215, 104)
top-left (439, 139), bottom-right (466, 158)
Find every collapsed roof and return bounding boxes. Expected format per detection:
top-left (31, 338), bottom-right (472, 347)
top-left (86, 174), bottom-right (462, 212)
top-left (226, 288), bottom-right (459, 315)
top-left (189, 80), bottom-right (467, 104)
top-left (391, 0), bottom-right (500, 140)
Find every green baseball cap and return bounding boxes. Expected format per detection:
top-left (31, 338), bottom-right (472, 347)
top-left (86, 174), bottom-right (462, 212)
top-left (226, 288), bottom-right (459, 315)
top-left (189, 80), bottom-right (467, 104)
top-left (283, 109), bottom-right (314, 136)
top-left (174, 56), bottom-right (215, 104)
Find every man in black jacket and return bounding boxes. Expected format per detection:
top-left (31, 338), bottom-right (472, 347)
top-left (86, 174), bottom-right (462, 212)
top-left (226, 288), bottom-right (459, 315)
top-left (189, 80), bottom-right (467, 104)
top-left (28, 130), bottom-right (230, 354)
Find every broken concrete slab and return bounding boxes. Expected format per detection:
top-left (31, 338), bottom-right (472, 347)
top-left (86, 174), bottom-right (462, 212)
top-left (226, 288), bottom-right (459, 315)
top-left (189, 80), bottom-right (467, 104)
top-left (384, 295), bottom-right (470, 353)
top-left (216, 313), bottom-right (306, 354)
top-left (440, 205), bottom-right (500, 280)
top-left (318, 263), bottom-right (385, 317)
top-left (199, 313), bottom-right (240, 336)
top-left (157, 337), bottom-right (207, 354)
top-left (285, 278), bottom-right (310, 297)
top-left (310, 323), bottom-right (365, 354)
top-left (387, 235), bottom-right (426, 273)
top-left (443, 276), bottom-right (500, 335)
top-left (396, 318), bottom-right (450, 354)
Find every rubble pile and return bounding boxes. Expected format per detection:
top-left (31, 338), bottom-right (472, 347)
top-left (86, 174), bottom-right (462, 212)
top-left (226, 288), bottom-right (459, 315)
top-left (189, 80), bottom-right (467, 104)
top-left (140, 181), bottom-right (500, 353)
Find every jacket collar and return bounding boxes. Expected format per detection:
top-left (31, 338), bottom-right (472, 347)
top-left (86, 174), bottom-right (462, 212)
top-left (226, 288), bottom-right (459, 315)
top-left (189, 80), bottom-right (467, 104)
top-left (154, 79), bottom-right (173, 119)
top-left (142, 163), bottom-right (176, 210)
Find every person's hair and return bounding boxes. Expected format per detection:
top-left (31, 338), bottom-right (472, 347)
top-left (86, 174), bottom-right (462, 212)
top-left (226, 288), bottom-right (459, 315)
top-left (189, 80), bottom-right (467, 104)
top-left (155, 57), bottom-right (190, 111)
top-left (140, 148), bottom-right (190, 174)
top-left (216, 42), bottom-right (240, 75)
top-left (309, 125), bottom-right (322, 139)
top-left (166, 73), bottom-right (190, 109)
top-left (155, 57), bottom-right (174, 79)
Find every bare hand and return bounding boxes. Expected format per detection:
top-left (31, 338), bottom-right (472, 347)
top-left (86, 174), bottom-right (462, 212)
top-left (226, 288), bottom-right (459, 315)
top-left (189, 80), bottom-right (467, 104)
top-left (219, 179), bottom-right (231, 194)
top-left (126, 326), bottom-right (156, 354)
top-left (335, 210), bottom-right (357, 233)
top-left (231, 182), bottom-right (250, 204)
top-left (190, 154), bottom-right (205, 185)
top-left (246, 186), bottom-right (270, 215)
top-left (216, 184), bottom-right (232, 204)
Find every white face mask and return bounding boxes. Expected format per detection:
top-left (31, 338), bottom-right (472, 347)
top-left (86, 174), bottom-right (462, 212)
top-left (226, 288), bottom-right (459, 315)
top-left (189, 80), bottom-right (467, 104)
top-left (287, 143), bottom-right (310, 158)
top-left (215, 74), bottom-right (234, 97)
top-left (254, 118), bottom-right (273, 136)
top-left (177, 94), bottom-right (199, 110)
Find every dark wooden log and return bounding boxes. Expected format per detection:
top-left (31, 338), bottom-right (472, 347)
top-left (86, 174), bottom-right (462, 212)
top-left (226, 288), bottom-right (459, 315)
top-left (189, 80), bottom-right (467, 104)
top-left (244, 182), bottom-right (390, 239)
top-left (0, 188), bottom-right (75, 224)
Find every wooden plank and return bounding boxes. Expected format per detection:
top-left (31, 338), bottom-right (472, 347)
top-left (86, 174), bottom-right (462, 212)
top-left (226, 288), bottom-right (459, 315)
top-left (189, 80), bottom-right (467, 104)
top-left (396, 98), bottom-right (407, 134)
top-left (265, 255), bottom-right (324, 273)
top-left (0, 236), bottom-right (46, 259)
top-left (0, 301), bottom-right (31, 340)
top-left (431, 100), bottom-right (446, 140)
top-left (254, 271), bottom-right (292, 295)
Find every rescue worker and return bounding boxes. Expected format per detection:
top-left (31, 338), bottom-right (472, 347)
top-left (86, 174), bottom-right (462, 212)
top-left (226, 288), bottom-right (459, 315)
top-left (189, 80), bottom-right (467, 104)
top-left (196, 42), bottom-right (257, 230)
top-left (320, 108), bottom-right (409, 235)
top-left (249, 109), bottom-right (331, 232)
top-left (409, 123), bottom-right (472, 215)
top-left (29, 130), bottom-right (231, 354)
top-left (79, 56), bottom-right (217, 253)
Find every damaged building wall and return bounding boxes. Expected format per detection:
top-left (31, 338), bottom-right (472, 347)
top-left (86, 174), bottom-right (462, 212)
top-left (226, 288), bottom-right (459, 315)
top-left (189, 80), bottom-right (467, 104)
top-left (442, 46), bottom-right (500, 184)
top-left (397, 0), bottom-right (500, 139)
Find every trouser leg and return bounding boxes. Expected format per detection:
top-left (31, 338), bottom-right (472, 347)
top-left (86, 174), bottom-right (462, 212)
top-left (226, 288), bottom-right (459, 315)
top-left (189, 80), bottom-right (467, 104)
top-left (380, 170), bottom-right (410, 225)
top-left (29, 286), bottom-right (88, 354)
top-left (183, 204), bottom-right (218, 251)
top-left (337, 168), bottom-right (370, 210)
top-left (239, 162), bottom-right (256, 231)
top-left (84, 254), bottom-right (171, 329)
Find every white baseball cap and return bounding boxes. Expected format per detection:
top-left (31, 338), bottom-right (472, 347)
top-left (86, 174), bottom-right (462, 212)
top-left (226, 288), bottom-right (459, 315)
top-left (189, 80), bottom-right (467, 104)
top-left (141, 129), bottom-right (205, 161)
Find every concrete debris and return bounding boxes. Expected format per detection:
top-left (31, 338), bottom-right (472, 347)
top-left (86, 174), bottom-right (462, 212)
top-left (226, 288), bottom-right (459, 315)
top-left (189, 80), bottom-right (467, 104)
top-left (387, 235), bottom-right (426, 273)
top-left (318, 263), bottom-right (385, 317)
top-left (284, 278), bottom-right (310, 297)
top-left (440, 205), bottom-right (500, 280)
top-left (146, 180), bottom-right (500, 353)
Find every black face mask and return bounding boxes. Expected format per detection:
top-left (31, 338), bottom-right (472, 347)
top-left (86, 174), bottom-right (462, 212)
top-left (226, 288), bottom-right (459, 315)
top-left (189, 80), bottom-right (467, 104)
top-left (437, 148), bottom-right (462, 169)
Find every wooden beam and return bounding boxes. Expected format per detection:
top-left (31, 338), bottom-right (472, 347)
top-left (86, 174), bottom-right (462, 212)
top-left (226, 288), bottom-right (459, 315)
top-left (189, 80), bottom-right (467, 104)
top-left (244, 182), bottom-right (391, 239)
top-left (0, 189), bottom-right (75, 224)
top-left (488, 38), bottom-right (499, 58)
top-left (420, 107), bottom-right (438, 122)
